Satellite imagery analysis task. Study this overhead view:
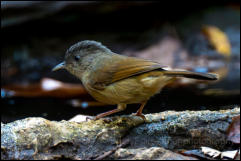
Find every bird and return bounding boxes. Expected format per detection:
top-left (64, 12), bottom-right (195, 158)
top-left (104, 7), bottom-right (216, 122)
top-left (52, 40), bottom-right (218, 120)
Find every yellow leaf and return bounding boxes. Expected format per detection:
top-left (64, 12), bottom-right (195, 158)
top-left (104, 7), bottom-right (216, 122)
top-left (202, 25), bottom-right (231, 57)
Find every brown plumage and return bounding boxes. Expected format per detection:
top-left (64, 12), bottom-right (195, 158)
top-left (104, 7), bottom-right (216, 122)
top-left (53, 40), bottom-right (218, 120)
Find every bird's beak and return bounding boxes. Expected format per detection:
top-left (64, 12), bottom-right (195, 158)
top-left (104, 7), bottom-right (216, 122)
top-left (52, 61), bottom-right (66, 71)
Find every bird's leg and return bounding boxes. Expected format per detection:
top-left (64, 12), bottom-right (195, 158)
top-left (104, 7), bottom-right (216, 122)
top-left (87, 104), bottom-right (126, 121)
top-left (134, 102), bottom-right (147, 121)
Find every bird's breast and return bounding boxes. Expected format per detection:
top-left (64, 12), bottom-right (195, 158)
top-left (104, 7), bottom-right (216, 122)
top-left (82, 71), bottom-right (174, 105)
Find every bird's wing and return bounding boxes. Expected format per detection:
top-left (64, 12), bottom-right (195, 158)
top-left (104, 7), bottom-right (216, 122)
top-left (89, 54), bottom-right (165, 90)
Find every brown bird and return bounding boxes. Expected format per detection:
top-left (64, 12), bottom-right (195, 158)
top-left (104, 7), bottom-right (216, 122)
top-left (53, 40), bottom-right (218, 120)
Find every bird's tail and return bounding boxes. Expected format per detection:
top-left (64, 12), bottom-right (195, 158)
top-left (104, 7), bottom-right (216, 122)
top-left (162, 70), bottom-right (218, 80)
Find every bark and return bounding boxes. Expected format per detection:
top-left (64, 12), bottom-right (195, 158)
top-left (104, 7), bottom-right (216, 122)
top-left (1, 107), bottom-right (240, 160)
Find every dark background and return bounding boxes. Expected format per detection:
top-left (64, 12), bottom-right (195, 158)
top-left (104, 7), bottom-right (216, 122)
top-left (1, 1), bottom-right (240, 123)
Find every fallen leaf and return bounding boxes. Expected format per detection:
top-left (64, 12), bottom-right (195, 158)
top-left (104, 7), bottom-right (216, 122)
top-left (221, 150), bottom-right (238, 159)
top-left (227, 115), bottom-right (240, 144)
top-left (178, 149), bottom-right (208, 159)
top-left (201, 146), bottom-right (221, 158)
top-left (202, 25), bottom-right (231, 57)
top-left (2, 78), bottom-right (88, 98)
top-left (180, 148), bottom-right (239, 160)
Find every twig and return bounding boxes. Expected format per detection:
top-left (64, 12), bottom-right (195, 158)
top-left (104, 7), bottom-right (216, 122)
top-left (94, 138), bottom-right (130, 160)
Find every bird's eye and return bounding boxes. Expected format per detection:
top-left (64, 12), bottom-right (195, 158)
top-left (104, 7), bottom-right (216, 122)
top-left (74, 55), bottom-right (80, 61)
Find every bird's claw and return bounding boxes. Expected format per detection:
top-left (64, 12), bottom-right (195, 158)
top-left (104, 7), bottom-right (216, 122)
top-left (86, 116), bottom-right (96, 121)
top-left (132, 113), bottom-right (147, 121)
top-left (85, 116), bottom-right (112, 123)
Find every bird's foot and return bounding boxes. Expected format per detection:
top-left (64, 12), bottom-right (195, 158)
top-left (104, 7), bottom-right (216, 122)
top-left (85, 116), bottom-right (112, 123)
top-left (132, 113), bottom-right (147, 121)
top-left (86, 116), bottom-right (96, 121)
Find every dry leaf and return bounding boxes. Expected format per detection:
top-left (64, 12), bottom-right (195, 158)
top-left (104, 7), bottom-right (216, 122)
top-left (2, 78), bottom-right (88, 98)
top-left (221, 150), bottom-right (239, 159)
top-left (227, 115), bottom-right (240, 144)
top-left (202, 25), bottom-right (231, 57)
top-left (178, 149), bottom-right (208, 159)
top-left (201, 146), bottom-right (221, 158)
top-left (180, 148), bottom-right (240, 160)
